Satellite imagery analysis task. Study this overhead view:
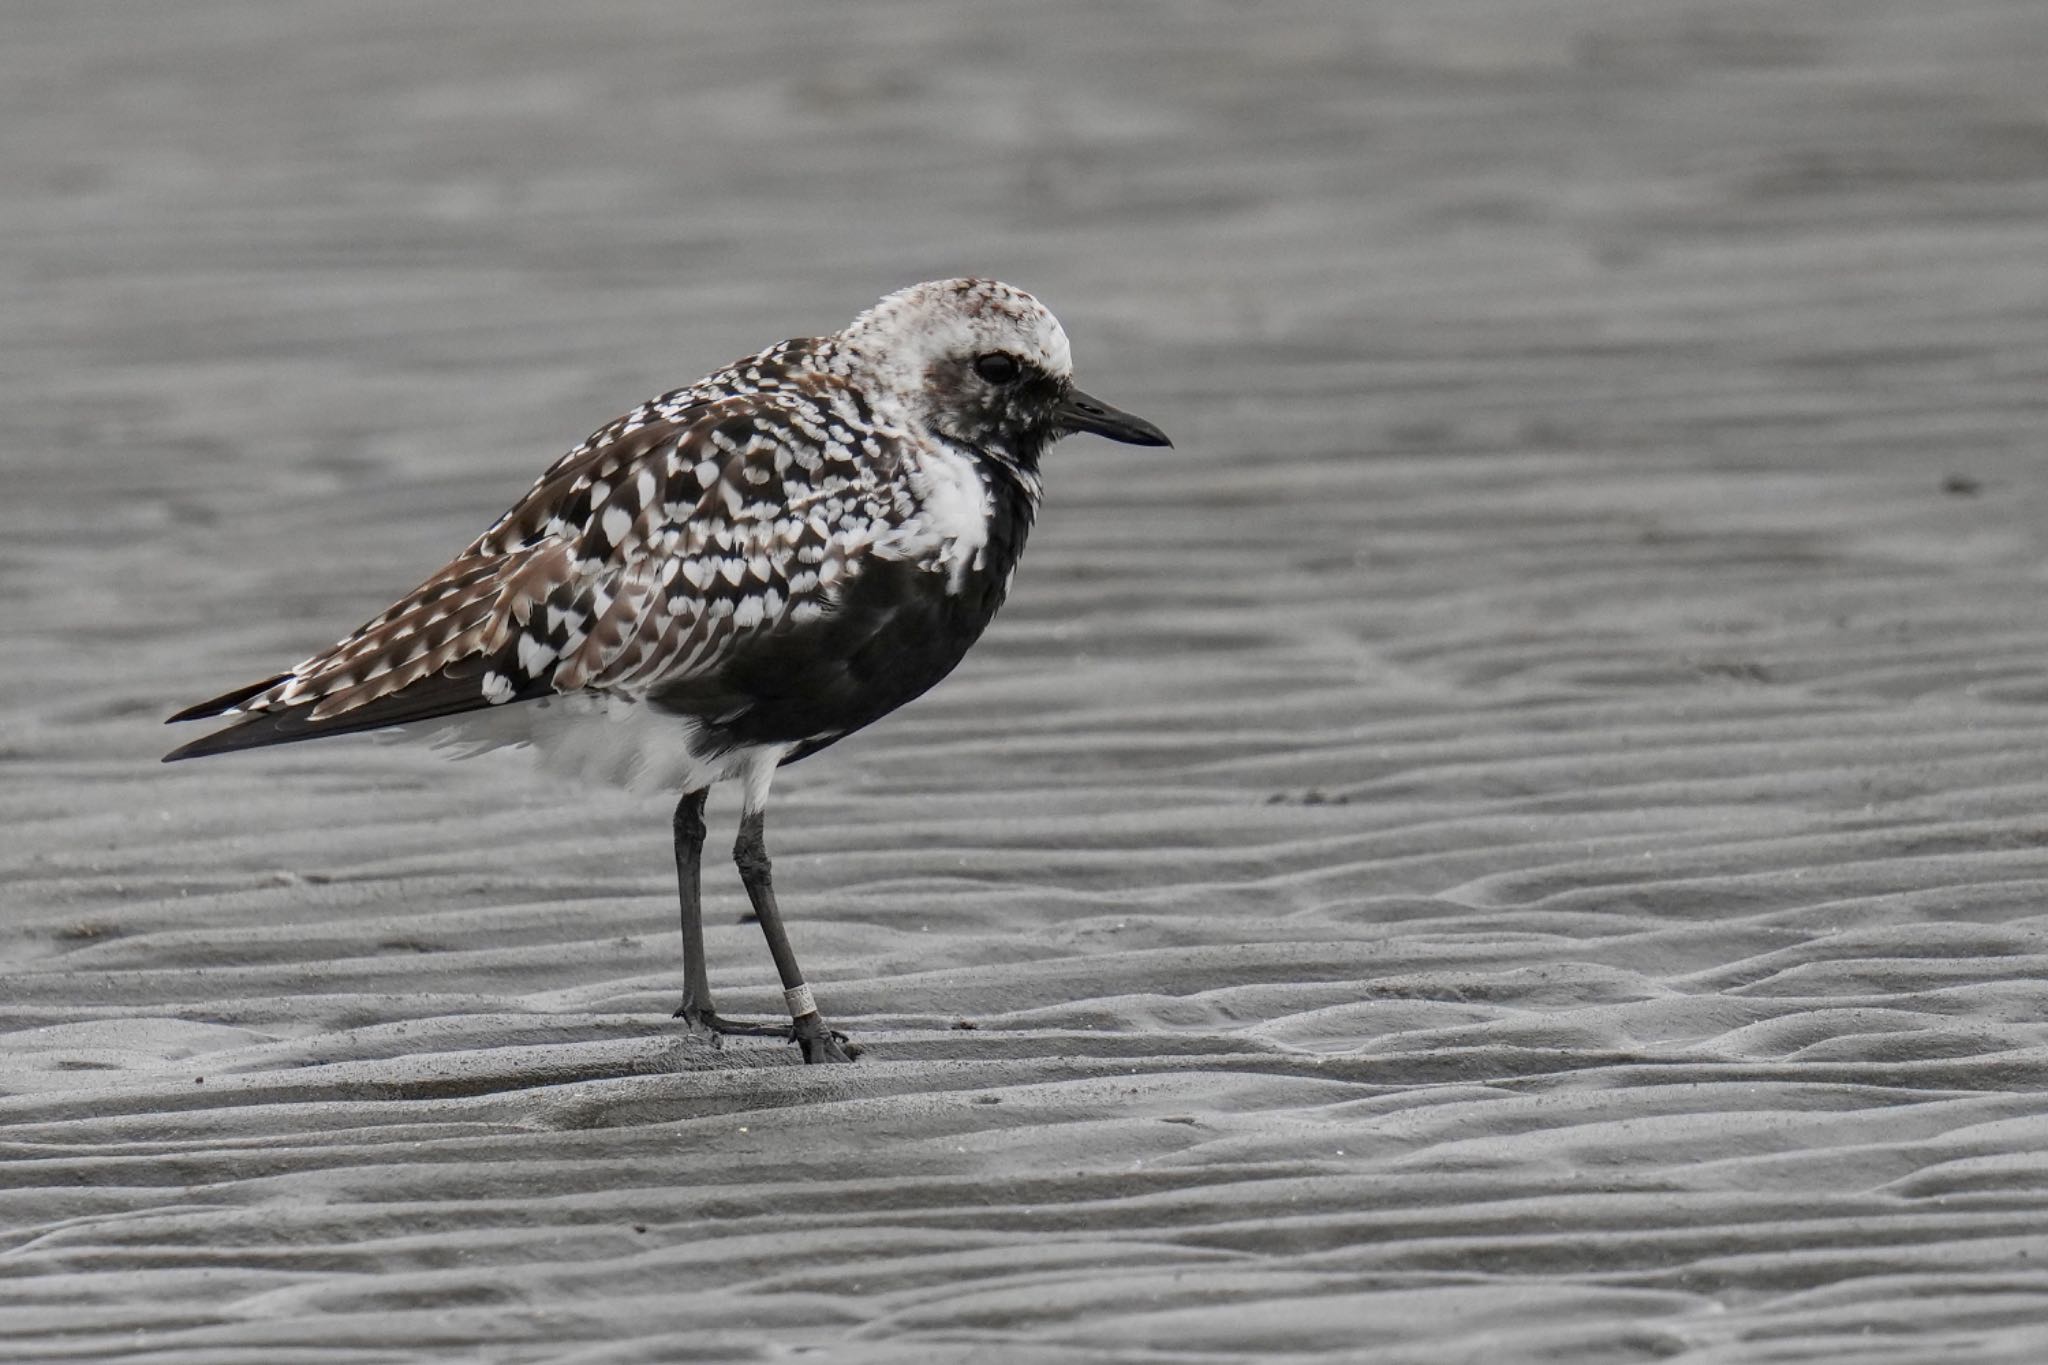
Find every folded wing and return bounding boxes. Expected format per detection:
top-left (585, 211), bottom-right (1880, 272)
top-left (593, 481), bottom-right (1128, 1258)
top-left (166, 372), bottom-right (904, 762)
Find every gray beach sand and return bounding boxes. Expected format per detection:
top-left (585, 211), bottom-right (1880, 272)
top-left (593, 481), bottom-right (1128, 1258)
top-left (7, 2), bottom-right (2048, 1359)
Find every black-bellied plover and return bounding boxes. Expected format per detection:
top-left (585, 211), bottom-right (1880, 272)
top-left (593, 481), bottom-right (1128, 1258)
top-left (165, 278), bottom-right (1170, 1064)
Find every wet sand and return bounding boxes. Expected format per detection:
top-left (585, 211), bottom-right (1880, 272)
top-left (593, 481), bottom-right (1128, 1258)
top-left (8, 1), bottom-right (2048, 1360)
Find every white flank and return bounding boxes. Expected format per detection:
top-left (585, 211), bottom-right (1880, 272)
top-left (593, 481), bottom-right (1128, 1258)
top-left (411, 695), bottom-right (771, 796)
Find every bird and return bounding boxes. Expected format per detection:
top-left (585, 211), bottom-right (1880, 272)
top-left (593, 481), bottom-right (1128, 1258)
top-left (164, 277), bottom-right (1171, 1064)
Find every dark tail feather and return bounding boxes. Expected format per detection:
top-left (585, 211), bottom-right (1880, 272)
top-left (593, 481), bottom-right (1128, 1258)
top-left (166, 675), bottom-right (293, 724)
top-left (164, 712), bottom-right (315, 762)
top-left (162, 660), bottom-right (536, 763)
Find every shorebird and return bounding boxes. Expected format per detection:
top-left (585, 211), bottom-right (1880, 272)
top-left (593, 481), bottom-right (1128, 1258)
top-left (165, 278), bottom-right (1170, 1064)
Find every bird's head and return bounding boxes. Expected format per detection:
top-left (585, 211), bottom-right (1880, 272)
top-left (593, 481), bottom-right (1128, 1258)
top-left (836, 277), bottom-right (1170, 469)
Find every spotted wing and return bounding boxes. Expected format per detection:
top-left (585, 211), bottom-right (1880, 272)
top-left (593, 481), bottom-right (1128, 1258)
top-left (164, 379), bottom-right (908, 760)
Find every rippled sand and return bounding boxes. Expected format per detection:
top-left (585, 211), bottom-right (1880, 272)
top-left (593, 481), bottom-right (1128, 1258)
top-left (8, 2), bottom-right (2048, 1360)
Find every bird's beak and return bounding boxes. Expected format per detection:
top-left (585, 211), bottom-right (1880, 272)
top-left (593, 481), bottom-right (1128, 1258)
top-left (1056, 386), bottom-right (1172, 447)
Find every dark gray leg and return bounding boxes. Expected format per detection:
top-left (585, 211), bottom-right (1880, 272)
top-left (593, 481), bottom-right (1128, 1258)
top-left (671, 790), bottom-right (789, 1039)
top-left (734, 809), bottom-right (856, 1064)
top-left (671, 789), bottom-right (711, 1019)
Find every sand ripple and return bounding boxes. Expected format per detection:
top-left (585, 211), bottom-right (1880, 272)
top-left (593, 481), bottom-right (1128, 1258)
top-left (9, 0), bottom-right (2048, 1359)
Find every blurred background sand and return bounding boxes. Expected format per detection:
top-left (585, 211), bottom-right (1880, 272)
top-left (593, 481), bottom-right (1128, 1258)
top-left (8, 1), bottom-right (2048, 1360)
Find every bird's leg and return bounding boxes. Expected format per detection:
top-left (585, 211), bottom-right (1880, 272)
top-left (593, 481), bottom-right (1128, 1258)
top-left (671, 789), bottom-right (711, 1019)
top-left (733, 808), bottom-right (856, 1064)
top-left (670, 789), bottom-right (789, 1040)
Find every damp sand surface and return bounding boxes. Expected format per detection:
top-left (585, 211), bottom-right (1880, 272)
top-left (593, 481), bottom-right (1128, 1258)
top-left (8, 3), bottom-right (2048, 1360)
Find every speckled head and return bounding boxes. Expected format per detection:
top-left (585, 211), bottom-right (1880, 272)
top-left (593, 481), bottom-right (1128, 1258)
top-left (835, 277), bottom-right (1169, 468)
top-left (841, 278), bottom-right (1073, 384)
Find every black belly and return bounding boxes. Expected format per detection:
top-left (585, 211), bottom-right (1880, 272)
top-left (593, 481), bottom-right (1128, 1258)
top-left (652, 459), bottom-right (1037, 763)
top-left (648, 546), bottom-right (1019, 764)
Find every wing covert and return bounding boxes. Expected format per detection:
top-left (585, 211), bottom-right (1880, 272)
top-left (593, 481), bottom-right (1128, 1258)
top-left (540, 394), bottom-right (910, 694)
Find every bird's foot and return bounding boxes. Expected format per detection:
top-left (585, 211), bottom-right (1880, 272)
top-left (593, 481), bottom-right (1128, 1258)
top-left (673, 1002), bottom-right (796, 1039)
top-left (793, 1014), bottom-right (858, 1065)
top-left (674, 1002), bottom-right (858, 1063)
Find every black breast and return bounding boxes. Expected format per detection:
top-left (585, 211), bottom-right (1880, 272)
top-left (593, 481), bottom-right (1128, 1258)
top-left (650, 465), bottom-right (1037, 763)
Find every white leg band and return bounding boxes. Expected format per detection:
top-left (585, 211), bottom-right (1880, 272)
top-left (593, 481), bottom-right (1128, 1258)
top-left (783, 983), bottom-right (817, 1018)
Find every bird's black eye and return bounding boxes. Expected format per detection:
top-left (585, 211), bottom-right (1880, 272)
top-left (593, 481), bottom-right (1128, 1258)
top-left (973, 352), bottom-right (1022, 385)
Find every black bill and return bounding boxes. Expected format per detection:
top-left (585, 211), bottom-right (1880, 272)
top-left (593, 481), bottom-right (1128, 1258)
top-left (1056, 386), bottom-right (1172, 447)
